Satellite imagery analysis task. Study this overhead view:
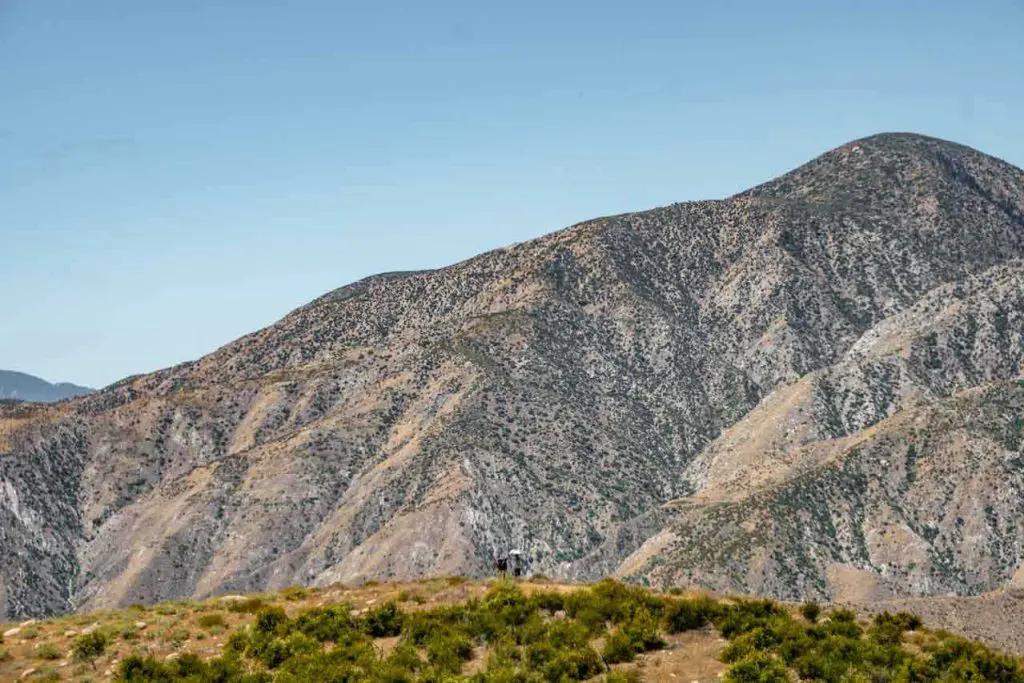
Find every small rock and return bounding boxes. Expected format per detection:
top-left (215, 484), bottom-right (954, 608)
top-left (165, 652), bottom-right (181, 661)
top-left (3, 627), bottom-right (20, 638)
top-left (81, 622), bottom-right (101, 635)
top-left (19, 619), bottom-right (38, 627)
top-left (63, 630), bottom-right (77, 637)
top-left (135, 621), bottom-right (147, 630)
top-left (20, 669), bottom-right (36, 681)
top-left (104, 669), bottom-right (113, 677)
top-left (219, 595), bottom-right (248, 602)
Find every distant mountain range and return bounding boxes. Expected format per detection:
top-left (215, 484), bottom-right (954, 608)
top-left (1, 133), bottom-right (1023, 620)
top-left (0, 370), bottom-right (93, 403)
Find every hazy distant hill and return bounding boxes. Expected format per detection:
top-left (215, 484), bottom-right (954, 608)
top-left (0, 370), bottom-right (92, 403)
top-left (1, 133), bottom-right (1023, 620)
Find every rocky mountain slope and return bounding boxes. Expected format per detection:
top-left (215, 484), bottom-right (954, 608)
top-left (1, 132), bottom-right (1023, 619)
top-left (0, 370), bottom-right (92, 403)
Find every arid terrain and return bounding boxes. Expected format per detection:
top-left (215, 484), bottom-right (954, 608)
top-left (2, 132), bottom-right (1023, 622)
top-left (2, 578), bottom-right (1023, 682)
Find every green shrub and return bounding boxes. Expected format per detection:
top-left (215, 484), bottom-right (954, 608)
top-left (824, 617), bottom-right (863, 639)
top-left (363, 601), bottom-right (403, 637)
top-left (225, 627), bottom-right (252, 654)
top-left (280, 585), bottom-right (311, 601)
top-left (197, 612), bottom-right (227, 629)
top-left (542, 645), bottom-right (603, 681)
top-left (829, 608), bottom-right (858, 623)
top-left (531, 591), bottom-right (565, 613)
top-left (664, 595), bottom-right (718, 633)
top-left (602, 629), bottom-right (636, 664)
top-left (721, 634), bottom-right (756, 663)
top-left (72, 631), bottom-right (108, 668)
top-left (293, 604), bottom-right (357, 642)
top-left (226, 597), bottom-right (266, 614)
top-left (0, 646), bottom-right (11, 663)
top-left (621, 608), bottom-right (666, 652)
top-left (800, 601), bottom-right (821, 623)
top-left (255, 606), bottom-right (289, 636)
top-left (35, 642), bottom-right (62, 660)
top-left (723, 652), bottom-right (789, 682)
top-left (604, 669), bottom-right (642, 683)
top-left (926, 635), bottom-right (1024, 682)
top-left (425, 629), bottom-right (474, 673)
top-left (873, 610), bottom-right (923, 632)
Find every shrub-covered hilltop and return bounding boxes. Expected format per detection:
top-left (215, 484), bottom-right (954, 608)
top-left (1, 579), bottom-right (1022, 682)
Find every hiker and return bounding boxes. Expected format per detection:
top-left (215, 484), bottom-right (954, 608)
top-left (493, 556), bottom-right (508, 577)
top-left (509, 549), bottom-right (524, 578)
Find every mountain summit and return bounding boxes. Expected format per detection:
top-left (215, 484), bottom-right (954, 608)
top-left (2, 133), bottom-right (1023, 619)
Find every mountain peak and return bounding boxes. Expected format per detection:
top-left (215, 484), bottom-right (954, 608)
top-left (737, 131), bottom-right (1024, 207)
top-left (2, 136), bottom-right (1024, 620)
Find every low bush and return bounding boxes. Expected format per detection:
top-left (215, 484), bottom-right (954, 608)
top-left (362, 600), bottom-right (403, 637)
top-left (226, 597), bottom-right (266, 614)
top-left (723, 651), bottom-right (789, 683)
top-left (279, 585), bottom-right (311, 601)
top-left (664, 595), bottom-right (718, 633)
top-left (72, 631), bottom-right (108, 668)
top-left (602, 629), bottom-right (637, 664)
top-left (799, 601), bottom-right (821, 623)
top-left (35, 642), bottom-right (62, 660)
top-left (197, 612), bottom-right (227, 629)
top-left (293, 604), bottom-right (357, 642)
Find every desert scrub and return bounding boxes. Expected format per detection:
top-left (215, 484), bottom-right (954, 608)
top-left (226, 597), bottom-right (266, 614)
top-left (799, 601), bottom-right (821, 623)
top-left (196, 612), bottom-right (227, 629)
top-left (103, 580), bottom-right (1024, 683)
top-left (279, 585), bottom-right (311, 601)
top-left (72, 631), bottom-right (108, 669)
top-left (34, 642), bottom-right (62, 660)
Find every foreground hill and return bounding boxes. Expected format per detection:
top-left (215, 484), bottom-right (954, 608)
top-left (0, 370), bottom-right (92, 403)
top-left (1, 132), bottom-right (1023, 619)
top-left (2, 578), bottom-right (1023, 682)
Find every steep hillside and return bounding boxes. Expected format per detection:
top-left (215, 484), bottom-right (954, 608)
top-left (0, 371), bottom-right (92, 403)
top-left (1, 133), bottom-right (1023, 619)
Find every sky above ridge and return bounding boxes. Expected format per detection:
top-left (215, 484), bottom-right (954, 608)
top-left (2, 0), bottom-right (1022, 388)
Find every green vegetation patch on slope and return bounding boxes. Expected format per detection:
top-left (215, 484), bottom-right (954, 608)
top-left (104, 581), bottom-right (1024, 683)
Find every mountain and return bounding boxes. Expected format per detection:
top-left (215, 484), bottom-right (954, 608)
top-left (1, 132), bottom-right (1023, 620)
top-left (0, 370), bottom-right (92, 403)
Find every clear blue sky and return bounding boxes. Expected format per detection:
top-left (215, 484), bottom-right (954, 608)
top-left (2, 1), bottom-right (1022, 389)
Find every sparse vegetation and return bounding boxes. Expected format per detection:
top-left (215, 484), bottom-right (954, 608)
top-left (34, 642), bottom-right (61, 660)
top-left (1, 578), bottom-right (1022, 682)
top-left (196, 612), bottom-right (227, 629)
top-left (72, 631), bottom-right (108, 669)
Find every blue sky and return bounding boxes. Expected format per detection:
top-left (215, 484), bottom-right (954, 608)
top-left (2, 0), bottom-right (1022, 388)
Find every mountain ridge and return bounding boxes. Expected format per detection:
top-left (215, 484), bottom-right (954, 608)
top-left (2, 132), bottom-right (1023, 619)
top-left (0, 370), bottom-right (93, 403)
